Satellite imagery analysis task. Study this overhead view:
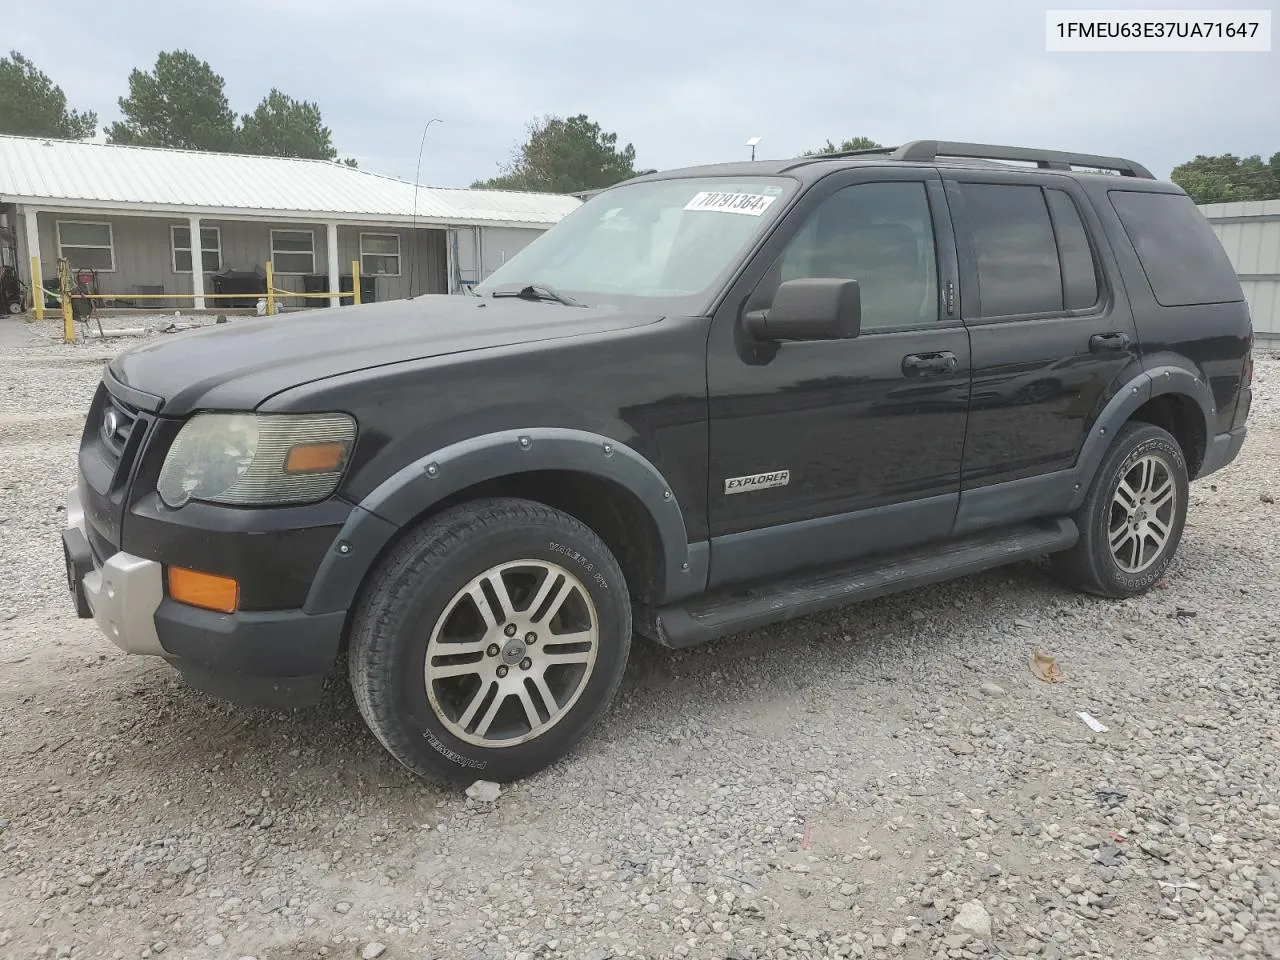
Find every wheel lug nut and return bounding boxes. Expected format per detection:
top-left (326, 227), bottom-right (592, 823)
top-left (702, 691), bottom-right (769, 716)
top-left (520, 657), bottom-right (532, 670)
top-left (496, 665), bottom-right (509, 678)
top-left (504, 623), bottom-right (517, 637)
top-left (525, 632), bottom-right (537, 644)
top-left (487, 644), bottom-right (500, 657)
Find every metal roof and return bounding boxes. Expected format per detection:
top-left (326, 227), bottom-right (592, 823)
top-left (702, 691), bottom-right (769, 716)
top-left (0, 135), bottom-right (581, 228)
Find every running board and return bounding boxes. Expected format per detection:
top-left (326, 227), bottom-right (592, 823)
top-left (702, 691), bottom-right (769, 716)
top-left (644, 518), bottom-right (1078, 649)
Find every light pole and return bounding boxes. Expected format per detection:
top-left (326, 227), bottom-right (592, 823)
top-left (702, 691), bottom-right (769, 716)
top-left (746, 136), bottom-right (761, 161)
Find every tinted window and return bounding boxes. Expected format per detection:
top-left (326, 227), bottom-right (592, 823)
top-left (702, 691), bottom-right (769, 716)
top-left (778, 181), bottom-right (938, 329)
top-left (1109, 190), bottom-right (1243, 307)
top-left (1045, 189), bottom-right (1099, 310)
top-left (962, 183), bottom-right (1062, 317)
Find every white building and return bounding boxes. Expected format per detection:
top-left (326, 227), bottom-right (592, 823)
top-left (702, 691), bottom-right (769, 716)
top-left (1199, 198), bottom-right (1280, 341)
top-left (0, 134), bottom-right (580, 313)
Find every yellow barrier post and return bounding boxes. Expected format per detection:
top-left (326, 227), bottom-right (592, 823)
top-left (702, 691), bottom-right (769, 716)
top-left (56, 258), bottom-right (74, 344)
top-left (351, 261), bottom-right (361, 305)
top-left (30, 256), bottom-right (44, 322)
top-left (265, 261), bottom-right (275, 316)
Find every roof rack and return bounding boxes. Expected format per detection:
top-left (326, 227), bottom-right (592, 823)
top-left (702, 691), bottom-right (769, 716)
top-left (815, 140), bottom-right (1155, 179)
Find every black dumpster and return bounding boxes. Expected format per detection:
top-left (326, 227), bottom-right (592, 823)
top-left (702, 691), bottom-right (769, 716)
top-left (303, 273), bottom-right (376, 308)
top-left (210, 269), bottom-right (266, 309)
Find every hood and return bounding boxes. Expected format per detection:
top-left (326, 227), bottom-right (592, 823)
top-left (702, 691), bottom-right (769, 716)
top-left (109, 295), bottom-right (660, 415)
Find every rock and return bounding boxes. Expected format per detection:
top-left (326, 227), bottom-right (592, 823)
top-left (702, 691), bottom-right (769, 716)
top-left (949, 740), bottom-right (975, 756)
top-left (362, 944), bottom-right (387, 960)
top-left (1262, 492), bottom-right (1275, 504)
top-left (979, 681), bottom-right (1006, 697)
top-left (871, 933), bottom-right (888, 949)
top-left (951, 900), bottom-right (992, 939)
top-left (943, 934), bottom-right (970, 949)
top-left (206, 934), bottom-right (225, 947)
top-left (335, 901), bottom-right (352, 914)
top-left (891, 927), bottom-right (908, 947)
top-left (465, 780), bottom-right (502, 803)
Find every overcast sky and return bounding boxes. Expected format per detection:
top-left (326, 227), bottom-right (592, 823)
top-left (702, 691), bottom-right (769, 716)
top-left (9, 0), bottom-right (1277, 187)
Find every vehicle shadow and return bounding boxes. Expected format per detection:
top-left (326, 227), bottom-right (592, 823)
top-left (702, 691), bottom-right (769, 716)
top-left (57, 555), bottom-right (1074, 815)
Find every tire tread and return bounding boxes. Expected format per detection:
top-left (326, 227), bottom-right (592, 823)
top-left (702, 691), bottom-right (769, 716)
top-left (348, 497), bottom-right (630, 783)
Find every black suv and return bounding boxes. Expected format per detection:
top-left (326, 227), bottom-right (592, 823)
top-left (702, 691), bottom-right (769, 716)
top-left (63, 140), bottom-right (1253, 784)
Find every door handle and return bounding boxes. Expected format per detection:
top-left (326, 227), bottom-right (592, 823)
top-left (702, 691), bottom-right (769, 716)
top-left (1089, 332), bottom-right (1131, 353)
top-left (902, 351), bottom-right (958, 377)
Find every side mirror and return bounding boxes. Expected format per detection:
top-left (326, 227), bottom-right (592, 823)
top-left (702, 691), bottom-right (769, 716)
top-left (744, 278), bottom-right (861, 342)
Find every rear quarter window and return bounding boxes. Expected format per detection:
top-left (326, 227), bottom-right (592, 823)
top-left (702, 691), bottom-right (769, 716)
top-left (1108, 190), bottom-right (1243, 307)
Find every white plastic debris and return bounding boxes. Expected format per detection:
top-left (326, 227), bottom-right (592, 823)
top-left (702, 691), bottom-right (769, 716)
top-left (465, 779), bottom-right (502, 803)
top-left (1077, 711), bottom-right (1109, 733)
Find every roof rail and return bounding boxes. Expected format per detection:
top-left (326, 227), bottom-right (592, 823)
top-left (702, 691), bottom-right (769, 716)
top-left (890, 140), bottom-right (1155, 179)
top-left (808, 140), bottom-right (1154, 179)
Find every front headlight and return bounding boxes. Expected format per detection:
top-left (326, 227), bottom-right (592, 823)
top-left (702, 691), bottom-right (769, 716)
top-left (157, 412), bottom-right (356, 508)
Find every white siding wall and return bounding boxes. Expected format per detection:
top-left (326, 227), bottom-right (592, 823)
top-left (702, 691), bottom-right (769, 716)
top-left (1199, 199), bottom-right (1280, 340)
top-left (452, 226), bottom-right (544, 288)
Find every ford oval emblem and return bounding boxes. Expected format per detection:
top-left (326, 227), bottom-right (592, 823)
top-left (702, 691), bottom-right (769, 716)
top-left (103, 409), bottom-right (120, 436)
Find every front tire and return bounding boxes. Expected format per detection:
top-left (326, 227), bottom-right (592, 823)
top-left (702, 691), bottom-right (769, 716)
top-left (348, 498), bottom-right (631, 784)
top-left (1052, 422), bottom-right (1189, 598)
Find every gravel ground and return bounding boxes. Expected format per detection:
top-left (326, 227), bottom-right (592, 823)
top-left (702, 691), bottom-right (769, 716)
top-left (1, 315), bottom-right (1277, 960)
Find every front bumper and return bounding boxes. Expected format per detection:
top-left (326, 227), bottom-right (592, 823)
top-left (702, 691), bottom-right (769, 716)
top-left (63, 486), bottom-right (346, 708)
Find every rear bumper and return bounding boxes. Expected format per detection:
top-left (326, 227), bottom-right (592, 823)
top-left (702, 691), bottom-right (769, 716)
top-left (64, 486), bottom-right (345, 708)
top-left (1197, 426), bottom-right (1247, 479)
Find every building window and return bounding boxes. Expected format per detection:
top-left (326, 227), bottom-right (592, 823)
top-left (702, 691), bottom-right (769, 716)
top-left (271, 230), bottom-right (315, 274)
top-left (360, 233), bottom-right (401, 276)
top-left (172, 226), bottom-right (223, 273)
top-left (56, 221), bottom-right (114, 272)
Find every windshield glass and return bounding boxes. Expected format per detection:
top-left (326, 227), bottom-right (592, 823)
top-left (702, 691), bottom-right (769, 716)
top-left (474, 176), bottom-right (797, 311)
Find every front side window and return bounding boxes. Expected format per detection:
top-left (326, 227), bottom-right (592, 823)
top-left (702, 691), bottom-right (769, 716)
top-left (57, 221), bottom-right (114, 271)
top-left (775, 181), bottom-right (939, 330)
top-left (473, 176), bottom-right (798, 311)
top-left (961, 182), bottom-right (1063, 318)
top-left (172, 226), bottom-right (222, 273)
top-left (271, 230), bottom-right (315, 274)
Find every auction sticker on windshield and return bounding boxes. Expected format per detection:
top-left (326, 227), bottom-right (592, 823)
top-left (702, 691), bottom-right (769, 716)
top-left (684, 191), bottom-right (777, 216)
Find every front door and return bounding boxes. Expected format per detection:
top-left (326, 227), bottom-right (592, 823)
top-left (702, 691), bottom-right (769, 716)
top-left (705, 168), bottom-right (971, 588)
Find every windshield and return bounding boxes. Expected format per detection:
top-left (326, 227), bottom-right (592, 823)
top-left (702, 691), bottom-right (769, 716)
top-left (474, 176), bottom-right (798, 312)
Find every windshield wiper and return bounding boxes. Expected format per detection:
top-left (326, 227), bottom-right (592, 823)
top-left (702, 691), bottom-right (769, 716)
top-left (490, 283), bottom-right (585, 307)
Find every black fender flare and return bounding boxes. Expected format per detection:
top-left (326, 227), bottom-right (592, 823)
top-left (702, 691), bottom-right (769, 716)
top-left (302, 428), bottom-right (700, 616)
top-left (1067, 363), bottom-right (1216, 510)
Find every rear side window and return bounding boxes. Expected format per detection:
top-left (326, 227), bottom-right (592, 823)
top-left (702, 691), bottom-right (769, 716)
top-left (1045, 189), bottom-right (1099, 310)
top-left (1109, 190), bottom-right (1242, 307)
top-left (961, 183), bottom-right (1062, 317)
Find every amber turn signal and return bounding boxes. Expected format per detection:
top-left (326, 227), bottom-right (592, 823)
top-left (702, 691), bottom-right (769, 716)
top-left (284, 441), bottom-right (347, 474)
top-left (167, 566), bottom-right (239, 614)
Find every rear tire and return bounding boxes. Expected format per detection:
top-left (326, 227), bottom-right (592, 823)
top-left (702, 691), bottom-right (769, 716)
top-left (1052, 422), bottom-right (1189, 598)
top-left (348, 497), bottom-right (631, 784)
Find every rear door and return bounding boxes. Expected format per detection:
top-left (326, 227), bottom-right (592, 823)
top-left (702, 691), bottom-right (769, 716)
top-left (943, 170), bottom-right (1142, 533)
